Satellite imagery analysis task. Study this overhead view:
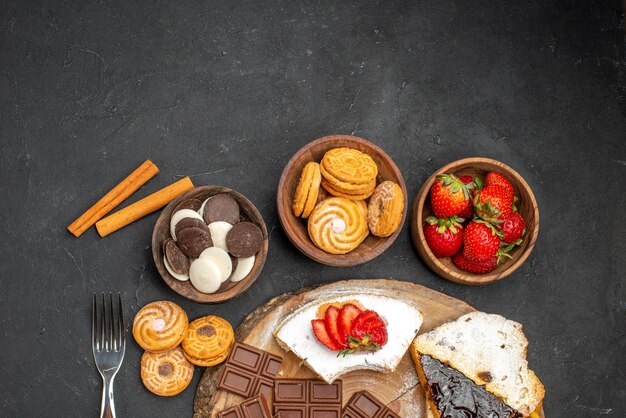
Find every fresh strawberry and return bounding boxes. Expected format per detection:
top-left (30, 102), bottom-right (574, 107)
top-left (500, 211), bottom-right (525, 244)
top-left (423, 216), bottom-right (464, 258)
top-left (463, 220), bottom-right (501, 262)
top-left (350, 310), bottom-right (381, 332)
top-left (339, 312), bottom-right (388, 356)
top-left (473, 185), bottom-right (513, 224)
top-left (452, 252), bottom-right (498, 274)
top-left (312, 319), bottom-right (340, 351)
top-left (351, 318), bottom-right (388, 346)
top-left (458, 175), bottom-right (478, 219)
top-left (338, 304), bottom-right (362, 340)
top-left (430, 174), bottom-right (472, 218)
top-left (324, 306), bottom-right (347, 349)
top-left (485, 172), bottom-right (514, 203)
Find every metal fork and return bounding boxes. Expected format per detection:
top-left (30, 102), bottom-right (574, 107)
top-left (92, 293), bottom-right (125, 418)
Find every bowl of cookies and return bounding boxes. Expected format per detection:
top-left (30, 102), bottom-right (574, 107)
top-left (152, 186), bottom-right (268, 303)
top-left (277, 134), bottom-right (407, 267)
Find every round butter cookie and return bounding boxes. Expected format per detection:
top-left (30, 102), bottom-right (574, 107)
top-left (141, 346), bottom-right (194, 396)
top-left (320, 163), bottom-right (377, 194)
top-left (320, 147), bottom-right (378, 184)
top-left (133, 301), bottom-right (188, 353)
top-left (321, 178), bottom-right (376, 200)
top-left (367, 180), bottom-right (404, 237)
top-left (307, 197), bottom-right (369, 254)
top-left (292, 162), bottom-right (321, 218)
top-left (182, 345), bottom-right (231, 367)
top-left (181, 315), bottom-right (234, 366)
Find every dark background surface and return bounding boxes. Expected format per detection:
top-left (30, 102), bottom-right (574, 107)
top-left (1, 0), bottom-right (625, 417)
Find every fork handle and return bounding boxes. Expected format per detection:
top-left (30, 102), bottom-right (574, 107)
top-left (100, 376), bottom-right (116, 418)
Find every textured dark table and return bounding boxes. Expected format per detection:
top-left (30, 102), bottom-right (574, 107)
top-left (1, 1), bottom-right (625, 417)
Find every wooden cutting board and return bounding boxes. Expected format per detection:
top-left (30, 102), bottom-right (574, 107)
top-left (193, 279), bottom-right (544, 418)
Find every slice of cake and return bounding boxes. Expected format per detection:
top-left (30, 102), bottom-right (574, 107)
top-left (411, 312), bottom-right (545, 418)
top-left (274, 293), bottom-right (423, 384)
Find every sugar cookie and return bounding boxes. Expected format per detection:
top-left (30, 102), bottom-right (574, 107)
top-left (367, 180), bottom-right (404, 237)
top-left (307, 197), bottom-right (369, 254)
top-left (182, 315), bottom-right (234, 366)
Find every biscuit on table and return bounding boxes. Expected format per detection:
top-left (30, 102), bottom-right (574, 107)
top-left (182, 315), bottom-right (234, 366)
top-left (141, 346), bottom-right (194, 397)
top-left (132, 301), bottom-right (188, 353)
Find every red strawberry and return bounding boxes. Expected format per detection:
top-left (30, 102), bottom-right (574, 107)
top-left (458, 175), bottom-right (478, 219)
top-left (452, 252), bottom-right (498, 274)
top-left (500, 211), bottom-right (525, 244)
top-left (324, 306), bottom-right (347, 349)
top-left (312, 319), bottom-right (340, 351)
top-left (423, 216), bottom-right (464, 258)
top-left (350, 310), bottom-right (381, 333)
top-left (338, 304), bottom-right (362, 340)
top-left (430, 174), bottom-right (471, 218)
top-left (463, 220), bottom-right (501, 262)
top-left (351, 318), bottom-right (388, 346)
top-left (473, 185), bottom-right (513, 224)
top-left (485, 172), bottom-right (514, 203)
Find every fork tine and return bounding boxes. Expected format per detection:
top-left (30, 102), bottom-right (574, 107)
top-left (92, 293), bottom-right (98, 351)
top-left (118, 293), bottom-right (125, 351)
top-left (109, 293), bottom-right (117, 351)
top-left (101, 293), bottom-right (108, 351)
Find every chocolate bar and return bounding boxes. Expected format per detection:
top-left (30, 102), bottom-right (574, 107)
top-left (218, 342), bottom-right (284, 399)
top-left (216, 394), bottom-right (272, 418)
top-left (273, 379), bottom-right (342, 418)
top-left (342, 391), bottom-right (400, 418)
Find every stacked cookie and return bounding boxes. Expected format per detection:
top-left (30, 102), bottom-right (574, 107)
top-left (292, 147), bottom-right (405, 254)
top-left (163, 193), bottom-right (263, 293)
top-left (133, 301), bottom-right (234, 396)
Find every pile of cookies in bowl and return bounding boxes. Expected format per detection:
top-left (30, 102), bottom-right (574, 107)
top-left (278, 135), bottom-right (408, 267)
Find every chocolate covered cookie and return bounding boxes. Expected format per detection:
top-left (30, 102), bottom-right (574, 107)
top-left (164, 238), bottom-right (190, 275)
top-left (177, 227), bottom-right (213, 258)
top-left (226, 221), bottom-right (263, 258)
top-left (174, 217), bottom-right (209, 237)
top-left (173, 198), bottom-right (203, 213)
top-left (203, 194), bottom-right (240, 224)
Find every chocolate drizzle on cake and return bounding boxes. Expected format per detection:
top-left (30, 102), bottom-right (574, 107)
top-left (420, 354), bottom-right (522, 418)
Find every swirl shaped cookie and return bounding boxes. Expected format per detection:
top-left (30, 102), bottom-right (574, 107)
top-left (293, 162), bottom-right (322, 219)
top-left (181, 315), bottom-right (234, 366)
top-left (133, 301), bottom-right (188, 353)
top-left (141, 346), bottom-right (194, 396)
top-left (367, 180), bottom-right (405, 237)
top-left (307, 197), bottom-right (369, 254)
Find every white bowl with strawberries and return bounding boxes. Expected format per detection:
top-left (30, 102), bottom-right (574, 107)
top-left (411, 157), bottom-right (539, 285)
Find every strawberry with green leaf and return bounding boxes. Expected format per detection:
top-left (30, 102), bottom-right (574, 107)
top-left (500, 211), bottom-right (525, 245)
top-left (458, 175), bottom-right (480, 219)
top-left (430, 174), bottom-right (473, 218)
top-left (463, 219), bottom-right (502, 262)
top-left (485, 172), bottom-right (514, 203)
top-left (452, 252), bottom-right (498, 274)
top-left (423, 216), bottom-right (464, 258)
top-left (473, 184), bottom-right (513, 224)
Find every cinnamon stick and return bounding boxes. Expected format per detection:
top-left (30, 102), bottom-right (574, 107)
top-left (95, 177), bottom-right (194, 237)
top-left (68, 160), bottom-right (159, 237)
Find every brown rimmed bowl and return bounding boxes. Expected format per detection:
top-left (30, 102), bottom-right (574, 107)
top-left (152, 186), bottom-right (268, 303)
top-left (411, 157), bottom-right (539, 285)
top-left (277, 134), bottom-right (408, 267)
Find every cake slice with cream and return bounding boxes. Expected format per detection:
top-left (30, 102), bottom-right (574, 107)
top-left (274, 293), bottom-right (423, 384)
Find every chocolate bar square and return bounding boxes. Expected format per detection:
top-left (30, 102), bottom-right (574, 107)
top-left (273, 379), bottom-right (342, 418)
top-left (342, 391), bottom-right (400, 418)
top-left (216, 394), bottom-right (272, 418)
top-left (218, 342), bottom-right (284, 400)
